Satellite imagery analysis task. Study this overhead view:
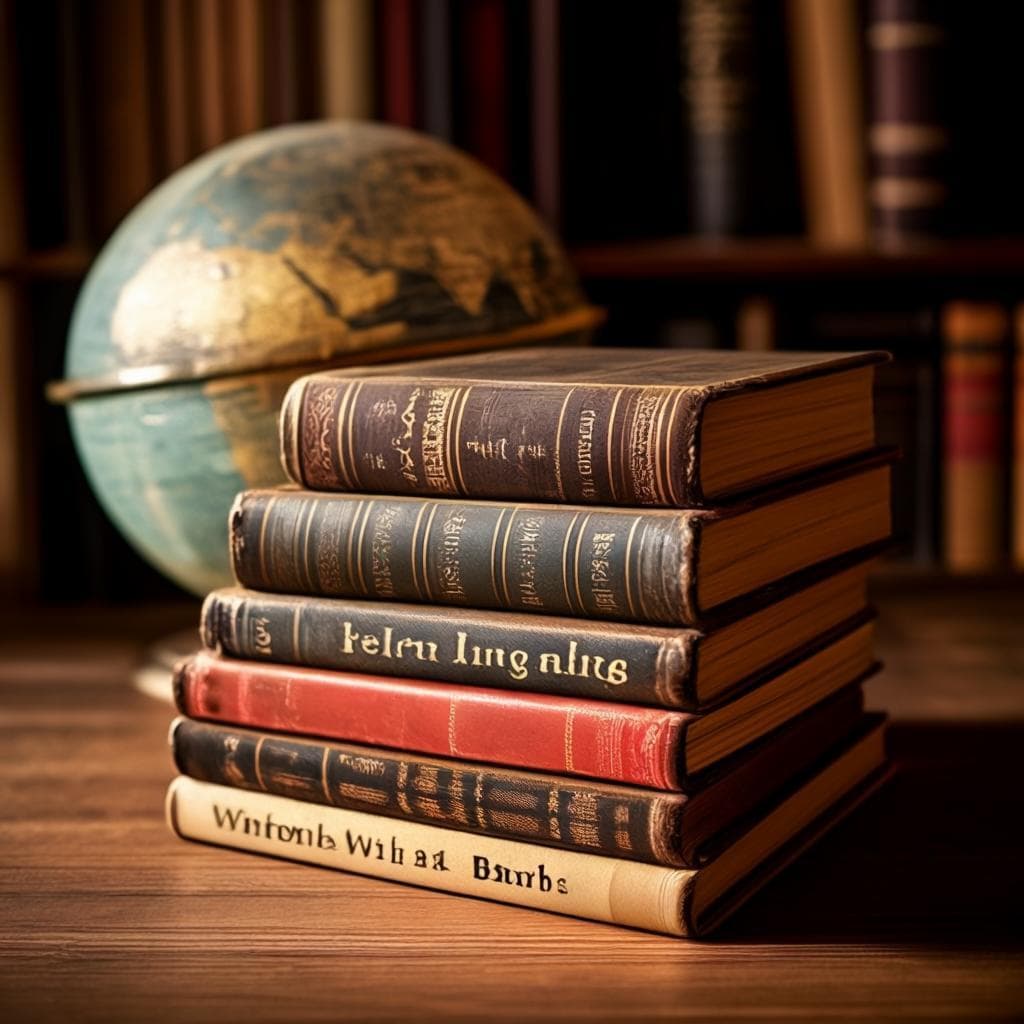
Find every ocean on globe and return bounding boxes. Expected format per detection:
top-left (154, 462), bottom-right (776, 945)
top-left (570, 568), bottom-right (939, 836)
top-left (53, 121), bottom-right (599, 595)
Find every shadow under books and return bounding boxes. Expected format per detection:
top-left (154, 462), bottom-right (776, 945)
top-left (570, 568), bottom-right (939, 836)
top-left (714, 722), bottom-right (1024, 947)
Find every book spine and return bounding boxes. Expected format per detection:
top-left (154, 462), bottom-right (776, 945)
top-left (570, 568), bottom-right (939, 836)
top-left (1016, 306), bottom-right (1024, 568)
top-left (171, 718), bottom-right (687, 867)
top-left (262, 0), bottom-right (299, 125)
top-left (279, 375), bottom-right (707, 506)
top-left (155, 0), bottom-right (196, 174)
top-left (167, 776), bottom-right (696, 935)
top-left (376, 0), bottom-right (418, 127)
top-left (230, 490), bottom-right (695, 625)
top-left (678, 0), bottom-right (756, 236)
top-left (459, 0), bottom-right (508, 178)
top-left (174, 652), bottom-right (688, 790)
top-left (202, 589), bottom-right (695, 707)
top-left (225, 0), bottom-right (264, 138)
top-left (867, 0), bottom-right (948, 244)
top-left (942, 302), bottom-right (1008, 571)
top-left (786, 0), bottom-right (868, 248)
top-left (529, 0), bottom-right (561, 229)
top-left (0, 0), bottom-right (29, 598)
top-left (320, 0), bottom-right (375, 121)
top-left (419, 0), bottom-right (452, 140)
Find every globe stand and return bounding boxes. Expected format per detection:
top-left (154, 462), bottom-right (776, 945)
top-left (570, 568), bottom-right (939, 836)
top-left (132, 629), bottom-right (199, 703)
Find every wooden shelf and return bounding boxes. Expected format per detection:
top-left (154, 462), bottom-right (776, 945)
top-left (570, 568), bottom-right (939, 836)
top-left (571, 237), bottom-right (1024, 281)
top-left (0, 245), bottom-right (95, 281)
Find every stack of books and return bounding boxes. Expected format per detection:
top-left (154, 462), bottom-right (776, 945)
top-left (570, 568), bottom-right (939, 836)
top-left (167, 347), bottom-right (893, 938)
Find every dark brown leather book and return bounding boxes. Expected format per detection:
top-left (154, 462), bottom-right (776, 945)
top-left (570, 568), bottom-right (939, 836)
top-left (170, 686), bottom-right (866, 869)
top-left (230, 457), bottom-right (891, 625)
top-left (867, 0), bottom-right (949, 243)
top-left (279, 346), bottom-right (886, 507)
top-left (205, 552), bottom-right (875, 708)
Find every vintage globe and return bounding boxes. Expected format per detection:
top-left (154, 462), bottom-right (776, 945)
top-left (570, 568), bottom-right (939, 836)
top-left (51, 121), bottom-right (599, 595)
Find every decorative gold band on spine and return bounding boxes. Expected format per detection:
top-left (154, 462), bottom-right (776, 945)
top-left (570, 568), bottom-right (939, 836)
top-left (867, 21), bottom-right (944, 49)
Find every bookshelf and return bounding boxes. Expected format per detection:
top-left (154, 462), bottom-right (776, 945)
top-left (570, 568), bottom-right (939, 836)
top-left (2, 0), bottom-right (1021, 603)
top-left (572, 238), bottom-right (1024, 283)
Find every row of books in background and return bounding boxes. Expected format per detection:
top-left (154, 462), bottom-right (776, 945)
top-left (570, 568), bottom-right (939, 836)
top-left (7, 0), bottom-right (1016, 254)
top-left (740, 299), bottom-right (1023, 574)
top-left (167, 347), bottom-right (892, 936)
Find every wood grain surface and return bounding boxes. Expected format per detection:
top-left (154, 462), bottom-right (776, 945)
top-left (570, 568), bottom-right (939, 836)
top-left (1, 584), bottom-right (1022, 1022)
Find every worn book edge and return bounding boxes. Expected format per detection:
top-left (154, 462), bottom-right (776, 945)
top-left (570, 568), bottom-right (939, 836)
top-left (165, 722), bottom-right (887, 937)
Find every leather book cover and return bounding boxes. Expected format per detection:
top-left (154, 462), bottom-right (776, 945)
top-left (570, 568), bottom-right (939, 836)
top-left (1015, 306), bottom-right (1024, 568)
top-left (173, 620), bottom-right (876, 790)
top-left (170, 685), bottom-right (865, 868)
top-left (942, 302), bottom-right (1008, 571)
top-left (230, 455), bottom-right (891, 625)
top-left (165, 720), bottom-right (889, 937)
top-left (678, 0), bottom-right (756, 236)
top-left (867, 0), bottom-right (948, 242)
top-left (278, 346), bottom-right (885, 506)
top-left (204, 548), bottom-right (875, 708)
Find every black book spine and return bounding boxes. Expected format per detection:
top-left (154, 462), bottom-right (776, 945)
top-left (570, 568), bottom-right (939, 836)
top-left (678, 0), bottom-right (756, 236)
top-left (203, 589), bottom-right (695, 708)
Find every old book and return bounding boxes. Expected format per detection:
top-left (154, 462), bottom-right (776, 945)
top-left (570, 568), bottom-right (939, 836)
top-left (166, 717), bottom-right (889, 937)
top-left (194, 0), bottom-right (227, 151)
top-left (678, 0), bottom-right (756, 236)
top-left (419, 0), bottom-right (452, 141)
top-left (224, 0), bottom-right (263, 138)
top-left (942, 302), bottom-right (1008, 572)
top-left (279, 347), bottom-right (884, 506)
top-left (1015, 307), bottom-right (1024, 569)
top-left (155, 0), bottom-right (195, 173)
top-left (319, 0), bottom-right (374, 121)
top-left (204, 553), bottom-right (875, 708)
top-left (529, 0), bottom-right (561, 229)
top-left (457, 0), bottom-right (507, 177)
top-left (231, 460), bottom-right (891, 626)
top-left (83, 0), bottom-right (156, 239)
top-left (0, 0), bottom-right (28, 598)
top-left (171, 686), bottom-right (867, 869)
top-left (376, 0), bottom-right (417, 127)
top-left (174, 619), bottom-right (877, 789)
top-left (787, 0), bottom-right (868, 247)
top-left (867, 0), bottom-right (949, 244)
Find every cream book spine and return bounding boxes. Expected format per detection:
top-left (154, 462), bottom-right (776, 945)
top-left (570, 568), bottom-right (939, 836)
top-left (167, 775), bottom-right (698, 935)
top-left (167, 724), bottom-right (886, 938)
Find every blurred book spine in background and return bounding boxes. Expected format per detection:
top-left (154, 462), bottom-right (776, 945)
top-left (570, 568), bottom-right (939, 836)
top-left (942, 303), bottom-right (1008, 573)
top-left (4, 0), bottom-right (1024, 603)
top-left (866, 0), bottom-right (948, 245)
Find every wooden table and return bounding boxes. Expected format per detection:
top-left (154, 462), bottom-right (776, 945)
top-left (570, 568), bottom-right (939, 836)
top-left (2, 583), bottom-right (1022, 1022)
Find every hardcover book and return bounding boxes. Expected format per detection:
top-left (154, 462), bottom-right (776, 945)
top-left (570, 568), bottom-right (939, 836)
top-left (942, 302), bottom-right (1008, 571)
top-left (170, 685), bottom-right (866, 869)
top-left (204, 553), bottom-right (875, 708)
top-left (166, 718), bottom-right (889, 937)
top-left (278, 346), bottom-right (885, 507)
top-left (174, 619), bottom-right (877, 790)
top-left (230, 459), bottom-right (891, 626)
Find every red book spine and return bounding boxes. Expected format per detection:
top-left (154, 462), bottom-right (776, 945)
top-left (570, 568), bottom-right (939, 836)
top-left (462, 0), bottom-right (507, 177)
top-left (378, 0), bottom-right (418, 127)
top-left (942, 301), bottom-right (1008, 571)
top-left (175, 652), bottom-right (686, 790)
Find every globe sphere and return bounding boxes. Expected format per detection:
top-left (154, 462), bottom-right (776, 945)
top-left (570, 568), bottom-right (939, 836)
top-left (53, 121), bottom-right (598, 595)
